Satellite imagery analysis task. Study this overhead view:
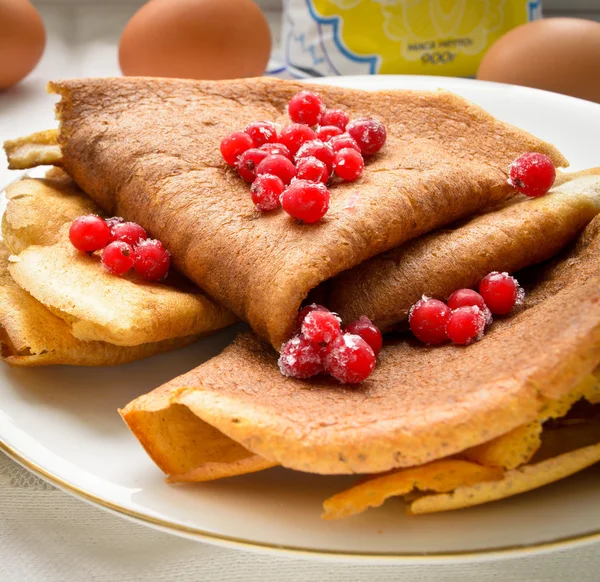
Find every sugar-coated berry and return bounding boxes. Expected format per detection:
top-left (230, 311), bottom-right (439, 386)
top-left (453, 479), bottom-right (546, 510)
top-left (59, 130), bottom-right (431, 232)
top-left (69, 215), bottom-right (110, 253)
top-left (288, 90), bottom-right (326, 126)
top-left (109, 221), bottom-right (147, 246)
top-left (260, 142), bottom-right (293, 161)
top-left (448, 288), bottom-right (492, 324)
top-left (320, 109), bottom-right (349, 130)
top-left (409, 297), bottom-right (451, 345)
top-left (294, 303), bottom-right (329, 333)
top-left (133, 239), bottom-right (171, 281)
top-left (295, 156), bottom-right (329, 184)
top-left (345, 315), bottom-right (382, 355)
top-left (509, 152), bottom-right (556, 198)
top-left (244, 121), bottom-right (278, 147)
top-left (329, 133), bottom-right (361, 153)
top-left (250, 174), bottom-right (285, 211)
top-left (278, 335), bottom-right (324, 379)
top-left (479, 272), bottom-right (523, 315)
top-left (446, 306), bottom-right (486, 346)
top-left (105, 216), bottom-right (125, 231)
top-left (220, 131), bottom-right (254, 166)
top-left (295, 139), bottom-right (335, 170)
top-left (256, 154), bottom-right (296, 185)
top-left (236, 148), bottom-right (268, 182)
top-left (333, 148), bottom-right (364, 181)
top-left (301, 310), bottom-right (342, 345)
top-left (102, 241), bottom-right (134, 275)
top-left (346, 118), bottom-right (387, 156)
top-left (316, 125), bottom-right (343, 142)
top-left (278, 124), bottom-right (316, 155)
top-left (324, 333), bottom-right (376, 384)
top-left (281, 180), bottom-right (330, 224)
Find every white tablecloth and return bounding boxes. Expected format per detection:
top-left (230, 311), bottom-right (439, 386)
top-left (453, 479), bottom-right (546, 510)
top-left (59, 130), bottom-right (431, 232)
top-left (1, 2), bottom-right (599, 580)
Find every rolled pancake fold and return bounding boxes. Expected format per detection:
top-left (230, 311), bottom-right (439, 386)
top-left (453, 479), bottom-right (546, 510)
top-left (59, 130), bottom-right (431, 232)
top-left (40, 77), bottom-right (566, 349)
top-left (121, 215), bottom-right (600, 475)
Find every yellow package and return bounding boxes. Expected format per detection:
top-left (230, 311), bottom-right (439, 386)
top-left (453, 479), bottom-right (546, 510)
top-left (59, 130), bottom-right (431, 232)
top-left (282, 0), bottom-right (541, 78)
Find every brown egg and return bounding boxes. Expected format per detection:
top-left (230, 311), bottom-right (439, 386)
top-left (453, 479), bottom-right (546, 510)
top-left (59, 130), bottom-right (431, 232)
top-left (0, 0), bottom-right (45, 90)
top-left (119, 0), bottom-right (271, 81)
top-left (477, 18), bottom-right (600, 103)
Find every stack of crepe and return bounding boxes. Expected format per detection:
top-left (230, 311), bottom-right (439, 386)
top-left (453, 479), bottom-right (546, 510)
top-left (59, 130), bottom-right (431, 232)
top-left (4, 77), bottom-right (600, 518)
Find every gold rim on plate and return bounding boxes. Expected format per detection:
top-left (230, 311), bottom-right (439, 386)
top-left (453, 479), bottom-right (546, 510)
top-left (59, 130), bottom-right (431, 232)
top-left (2, 438), bottom-right (600, 561)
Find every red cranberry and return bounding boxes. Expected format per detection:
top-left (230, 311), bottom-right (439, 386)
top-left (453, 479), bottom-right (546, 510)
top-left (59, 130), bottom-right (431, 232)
top-left (479, 272), bottom-right (524, 315)
top-left (295, 304), bottom-right (329, 333)
top-left (278, 124), bottom-right (316, 155)
top-left (109, 222), bottom-right (147, 246)
top-left (69, 215), bottom-right (110, 253)
top-left (346, 118), bottom-right (387, 156)
top-left (244, 121), bottom-right (278, 147)
top-left (448, 288), bottom-right (492, 324)
top-left (301, 310), bottom-right (342, 345)
top-left (408, 297), bottom-right (450, 345)
top-left (260, 142), bottom-right (293, 161)
top-left (320, 108), bottom-right (349, 130)
top-left (278, 335), bottom-right (324, 379)
top-left (295, 139), bottom-right (335, 170)
top-left (509, 153), bottom-right (556, 198)
top-left (329, 133), bottom-right (361, 154)
top-left (105, 216), bottom-right (125, 231)
top-left (295, 156), bottom-right (329, 184)
top-left (133, 239), bottom-right (171, 281)
top-left (446, 306), bottom-right (486, 346)
top-left (220, 131), bottom-right (254, 166)
top-left (250, 174), bottom-right (285, 211)
top-left (256, 154), bottom-right (296, 185)
top-left (316, 125), bottom-right (343, 142)
top-left (102, 241), bottom-right (134, 275)
top-left (288, 90), bottom-right (326, 126)
top-left (333, 148), bottom-right (364, 181)
top-left (281, 180), bottom-right (330, 224)
top-left (236, 148), bottom-right (268, 182)
top-left (324, 333), bottom-right (376, 384)
top-left (345, 315), bottom-right (382, 355)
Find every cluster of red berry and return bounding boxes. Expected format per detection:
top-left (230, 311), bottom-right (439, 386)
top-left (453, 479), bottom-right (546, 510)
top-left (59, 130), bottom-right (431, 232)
top-left (220, 90), bottom-right (387, 223)
top-left (409, 272), bottom-right (524, 346)
top-left (279, 306), bottom-right (382, 384)
top-left (69, 215), bottom-right (171, 281)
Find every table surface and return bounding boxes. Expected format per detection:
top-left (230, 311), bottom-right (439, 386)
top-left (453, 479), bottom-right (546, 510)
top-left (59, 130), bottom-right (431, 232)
top-left (1, 2), bottom-right (599, 580)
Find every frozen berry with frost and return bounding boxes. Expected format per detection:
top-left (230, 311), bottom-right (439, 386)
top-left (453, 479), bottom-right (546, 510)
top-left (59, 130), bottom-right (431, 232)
top-left (256, 154), bottom-right (296, 185)
top-left (278, 124), bottom-right (316, 155)
top-left (508, 153), bottom-right (555, 198)
top-left (105, 216), bottom-right (125, 231)
top-left (69, 215), bottom-right (110, 253)
top-left (244, 121), bottom-right (278, 147)
top-left (409, 297), bottom-right (451, 345)
top-left (301, 310), bottom-right (342, 345)
top-left (295, 156), bottom-right (329, 184)
top-left (236, 148), bottom-right (268, 182)
top-left (324, 333), bottom-right (376, 384)
top-left (333, 148), bottom-right (364, 181)
top-left (447, 288), bottom-right (492, 324)
top-left (346, 118), bottom-right (387, 156)
top-left (316, 125), bottom-right (343, 142)
top-left (102, 241), bottom-right (134, 275)
top-left (295, 139), bottom-right (335, 170)
top-left (250, 174), bottom-right (285, 211)
top-left (281, 180), bottom-right (330, 224)
top-left (479, 272), bottom-right (524, 315)
top-left (446, 306), bottom-right (486, 346)
top-left (133, 239), bottom-right (171, 281)
top-left (260, 142), bottom-right (293, 161)
top-left (278, 335), bottom-right (324, 379)
top-left (288, 90), bottom-right (326, 126)
top-left (220, 131), bottom-right (254, 166)
top-left (329, 133), bottom-right (361, 153)
top-left (320, 109), bottom-right (349, 131)
top-left (109, 221), bottom-right (147, 246)
top-left (345, 315), bottom-right (382, 355)
top-left (295, 304), bottom-right (329, 333)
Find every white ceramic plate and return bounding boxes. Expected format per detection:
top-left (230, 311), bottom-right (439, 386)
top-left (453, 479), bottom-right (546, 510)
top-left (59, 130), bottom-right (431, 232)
top-left (1, 76), bottom-right (600, 563)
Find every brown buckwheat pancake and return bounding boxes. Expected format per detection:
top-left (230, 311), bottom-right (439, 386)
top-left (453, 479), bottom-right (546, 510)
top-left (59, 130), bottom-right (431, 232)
top-left (5, 77), bottom-right (567, 349)
top-left (121, 214), bottom-right (600, 481)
